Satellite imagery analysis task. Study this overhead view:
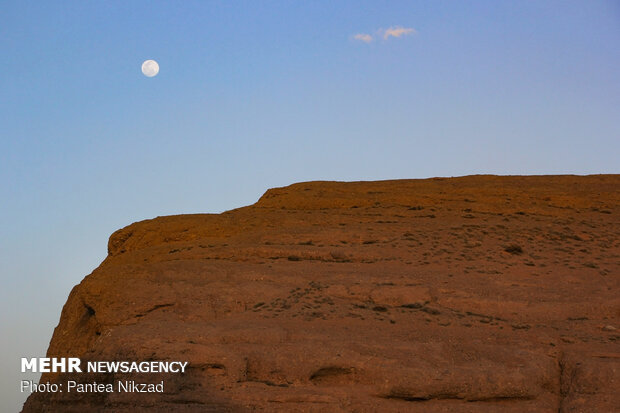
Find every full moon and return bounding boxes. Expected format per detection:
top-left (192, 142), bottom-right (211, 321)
top-left (141, 60), bottom-right (159, 77)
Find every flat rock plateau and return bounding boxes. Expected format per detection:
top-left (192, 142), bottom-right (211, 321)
top-left (23, 175), bottom-right (619, 412)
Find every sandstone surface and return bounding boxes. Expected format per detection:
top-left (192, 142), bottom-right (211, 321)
top-left (23, 175), bottom-right (620, 412)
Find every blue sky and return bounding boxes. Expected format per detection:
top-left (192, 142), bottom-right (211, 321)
top-left (1, 1), bottom-right (619, 410)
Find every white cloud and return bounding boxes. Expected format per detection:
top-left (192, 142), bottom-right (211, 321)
top-left (381, 26), bottom-right (416, 40)
top-left (353, 33), bottom-right (373, 43)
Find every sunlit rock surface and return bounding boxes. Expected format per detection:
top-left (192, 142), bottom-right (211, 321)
top-left (23, 175), bottom-right (620, 412)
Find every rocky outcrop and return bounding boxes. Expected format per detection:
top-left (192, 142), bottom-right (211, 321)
top-left (23, 175), bottom-right (619, 412)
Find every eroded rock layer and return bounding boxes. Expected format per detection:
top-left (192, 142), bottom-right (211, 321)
top-left (23, 175), bottom-right (620, 412)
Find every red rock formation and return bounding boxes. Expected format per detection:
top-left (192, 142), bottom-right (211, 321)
top-left (22, 175), bottom-right (619, 412)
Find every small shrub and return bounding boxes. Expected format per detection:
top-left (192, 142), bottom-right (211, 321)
top-left (504, 244), bottom-right (523, 255)
top-left (401, 303), bottom-right (423, 309)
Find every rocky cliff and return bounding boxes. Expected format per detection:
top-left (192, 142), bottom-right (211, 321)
top-left (23, 175), bottom-right (619, 412)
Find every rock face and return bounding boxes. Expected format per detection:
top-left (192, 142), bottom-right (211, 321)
top-left (23, 175), bottom-right (619, 412)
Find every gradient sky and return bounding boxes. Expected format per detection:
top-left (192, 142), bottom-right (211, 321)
top-left (1, 1), bottom-right (619, 410)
